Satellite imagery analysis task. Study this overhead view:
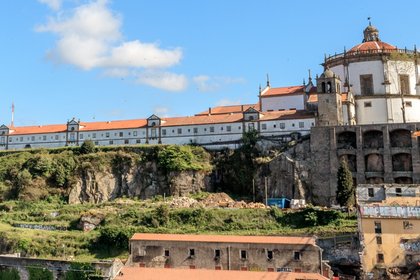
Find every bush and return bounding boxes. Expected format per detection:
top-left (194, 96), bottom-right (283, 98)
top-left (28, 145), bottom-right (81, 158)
top-left (79, 140), bottom-right (96, 154)
top-left (65, 263), bottom-right (101, 280)
top-left (28, 267), bottom-right (53, 280)
top-left (0, 267), bottom-right (20, 280)
top-left (97, 226), bottom-right (137, 250)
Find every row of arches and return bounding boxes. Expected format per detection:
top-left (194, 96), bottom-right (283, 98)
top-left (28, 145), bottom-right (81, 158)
top-left (339, 152), bottom-right (413, 172)
top-left (337, 129), bottom-right (413, 149)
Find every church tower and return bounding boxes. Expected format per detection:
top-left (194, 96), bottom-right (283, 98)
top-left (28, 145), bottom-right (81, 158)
top-left (316, 68), bottom-right (343, 126)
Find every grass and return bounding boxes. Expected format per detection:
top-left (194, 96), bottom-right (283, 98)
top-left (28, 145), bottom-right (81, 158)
top-left (0, 198), bottom-right (357, 262)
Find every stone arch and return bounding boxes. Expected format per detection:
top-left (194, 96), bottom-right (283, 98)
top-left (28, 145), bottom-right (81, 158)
top-left (363, 130), bottom-right (383, 149)
top-left (394, 177), bottom-right (413, 184)
top-left (365, 153), bottom-right (384, 172)
top-left (392, 153), bottom-right (412, 171)
top-left (390, 129), bottom-right (411, 148)
top-left (337, 131), bottom-right (356, 149)
top-left (24, 144), bottom-right (31, 149)
top-left (365, 177), bottom-right (384, 184)
top-left (339, 154), bottom-right (357, 172)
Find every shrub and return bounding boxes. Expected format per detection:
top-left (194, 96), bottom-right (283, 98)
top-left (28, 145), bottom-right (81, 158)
top-left (79, 140), bottom-right (96, 154)
top-left (28, 267), bottom-right (53, 280)
top-left (97, 226), bottom-right (137, 250)
top-left (0, 267), bottom-right (20, 280)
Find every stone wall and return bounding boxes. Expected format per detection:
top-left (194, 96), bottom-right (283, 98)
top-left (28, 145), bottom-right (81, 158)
top-left (310, 122), bottom-right (420, 205)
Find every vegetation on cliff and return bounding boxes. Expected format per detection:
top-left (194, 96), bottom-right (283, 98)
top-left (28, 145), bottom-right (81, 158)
top-left (0, 144), bottom-right (211, 202)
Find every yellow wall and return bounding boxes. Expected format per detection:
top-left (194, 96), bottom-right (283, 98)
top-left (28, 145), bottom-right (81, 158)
top-left (361, 217), bottom-right (420, 272)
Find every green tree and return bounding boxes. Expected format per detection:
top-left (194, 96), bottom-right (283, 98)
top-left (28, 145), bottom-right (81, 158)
top-left (336, 160), bottom-right (355, 207)
top-left (79, 140), bottom-right (96, 154)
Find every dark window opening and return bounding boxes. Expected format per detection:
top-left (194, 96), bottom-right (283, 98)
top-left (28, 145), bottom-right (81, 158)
top-left (240, 250), bottom-right (247, 259)
top-left (374, 221), bottom-right (382, 234)
top-left (294, 252), bottom-right (301, 260)
top-left (215, 249), bottom-right (221, 259)
top-left (377, 253), bottom-right (384, 263)
top-left (396, 188), bottom-right (402, 196)
top-left (189, 249), bottom-right (195, 258)
top-left (267, 250), bottom-right (273, 260)
top-left (164, 250), bottom-right (170, 257)
top-left (360, 74), bottom-right (374, 95)
top-left (368, 188), bottom-right (374, 198)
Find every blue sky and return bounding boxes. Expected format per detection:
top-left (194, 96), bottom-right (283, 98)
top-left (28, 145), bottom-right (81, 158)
top-left (1, 0), bottom-right (419, 126)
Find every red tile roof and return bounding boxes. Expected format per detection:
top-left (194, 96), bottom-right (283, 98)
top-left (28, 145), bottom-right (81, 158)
top-left (262, 86), bottom-right (305, 97)
top-left (115, 267), bottom-right (328, 280)
top-left (130, 233), bottom-right (316, 245)
top-left (195, 104), bottom-right (259, 116)
top-left (6, 110), bottom-right (314, 135)
top-left (348, 41), bottom-right (396, 53)
top-left (307, 93), bottom-right (349, 103)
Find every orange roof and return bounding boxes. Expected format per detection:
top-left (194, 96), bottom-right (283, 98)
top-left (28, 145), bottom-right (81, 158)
top-left (262, 86), bottom-right (304, 97)
top-left (348, 41), bottom-right (396, 53)
top-left (115, 267), bottom-right (328, 280)
top-left (6, 110), bottom-right (314, 135)
top-left (80, 119), bottom-right (147, 131)
top-left (195, 104), bottom-right (259, 116)
top-left (130, 233), bottom-right (316, 245)
top-left (412, 131), bottom-right (420, 137)
top-left (307, 93), bottom-right (349, 103)
top-left (8, 119), bottom-right (148, 135)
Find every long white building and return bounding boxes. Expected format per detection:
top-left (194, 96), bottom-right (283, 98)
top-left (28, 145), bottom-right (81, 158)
top-left (1, 23), bottom-right (419, 150)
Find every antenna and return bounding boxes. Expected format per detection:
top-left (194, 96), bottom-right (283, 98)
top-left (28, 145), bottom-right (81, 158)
top-left (367, 16), bottom-right (372, 26)
top-left (11, 102), bottom-right (14, 127)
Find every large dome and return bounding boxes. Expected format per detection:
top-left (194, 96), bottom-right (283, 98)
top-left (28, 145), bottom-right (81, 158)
top-left (348, 41), bottom-right (396, 53)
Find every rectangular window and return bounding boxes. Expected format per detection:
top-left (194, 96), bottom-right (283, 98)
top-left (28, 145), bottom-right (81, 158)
top-left (133, 131), bottom-right (138, 137)
top-left (177, 128), bottom-right (182, 134)
top-left (43, 135), bottom-right (47, 141)
top-left (164, 249), bottom-right (170, 257)
top-left (119, 132), bottom-right (123, 137)
top-left (280, 123), bottom-right (285, 129)
top-left (405, 101), bottom-right (412, 107)
top-left (214, 249), bottom-right (221, 259)
top-left (215, 266), bottom-right (222, 270)
top-left (80, 134), bottom-right (84, 139)
top-left (193, 127), bottom-right (198, 134)
top-left (226, 126), bottom-right (231, 132)
top-left (105, 132), bottom-right (110, 138)
top-left (94, 141), bottom-right (99, 145)
top-left (136, 139), bottom-right (141, 144)
top-left (376, 236), bottom-right (382, 245)
top-left (400, 74), bottom-right (410, 95)
top-left (267, 250), bottom-right (273, 260)
top-left (31, 136), bottom-right (35, 141)
top-left (360, 74), bottom-right (374, 95)
top-left (377, 253), bottom-right (384, 263)
top-left (396, 187), bottom-right (402, 197)
top-left (109, 140), bottom-right (113, 145)
top-left (151, 128), bottom-right (157, 138)
top-left (162, 129), bottom-right (167, 136)
top-left (374, 221), bottom-right (382, 234)
top-left (294, 252), bottom-right (301, 260)
top-left (124, 139), bottom-right (129, 144)
top-left (299, 122), bottom-right (304, 128)
top-left (364, 102), bottom-right (372, 108)
top-left (20, 137), bottom-right (23, 142)
top-left (248, 123), bottom-right (255, 131)
top-left (92, 133), bottom-right (96, 138)
top-left (240, 250), bottom-right (247, 259)
top-left (210, 126), bottom-right (215, 133)
top-left (189, 249), bottom-right (195, 258)
top-left (261, 123), bottom-right (267, 130)
top-left (403, 221), bottom-right (413, 230)
top-left (368, 188), bottom-right (374, 198)
top-left (69, 133), bottom-right (75, 141)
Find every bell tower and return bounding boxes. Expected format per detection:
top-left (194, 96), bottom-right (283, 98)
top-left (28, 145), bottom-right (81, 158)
top-left (316, 68), bottom-right (343, 126)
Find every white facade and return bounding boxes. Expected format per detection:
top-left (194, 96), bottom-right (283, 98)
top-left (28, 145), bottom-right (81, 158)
top-left (324, 24), bottom-right (420, 125)
top-left (261, 95), bottom-right (305, 111)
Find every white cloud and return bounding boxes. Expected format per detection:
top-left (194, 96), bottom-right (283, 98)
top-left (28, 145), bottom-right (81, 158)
top-left (38, 0), bottom-right (62, 11)
top-left (215, 99), bottom-right (242, 106)
top-left (193, 75), bottom-right (245, 92)
top-left (136, 71), bottom-right (188, 92)
top-left (153, 106), bottom-right (170, 117)
top-left (36, 0), bottom-right (183, 91)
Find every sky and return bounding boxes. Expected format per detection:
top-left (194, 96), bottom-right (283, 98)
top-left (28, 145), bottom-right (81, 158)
top-left (1, 0), bottom-right (420, 126)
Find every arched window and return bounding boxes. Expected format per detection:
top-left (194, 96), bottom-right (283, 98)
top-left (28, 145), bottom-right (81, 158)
top-left (327, 82), bottom-right (332, 93)
top-left (321, 82), bottom-right (326, 93)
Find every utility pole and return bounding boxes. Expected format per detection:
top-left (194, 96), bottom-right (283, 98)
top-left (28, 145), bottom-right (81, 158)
top-left (264, 177), bottom-right (268, 206)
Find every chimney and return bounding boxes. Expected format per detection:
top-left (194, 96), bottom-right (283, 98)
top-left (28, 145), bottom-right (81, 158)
top-left (208, 107), bottom-right (212, 115)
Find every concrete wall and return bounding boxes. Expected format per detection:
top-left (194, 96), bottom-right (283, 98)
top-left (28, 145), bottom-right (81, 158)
top-left (130, 240), bottom-right (322, 273)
